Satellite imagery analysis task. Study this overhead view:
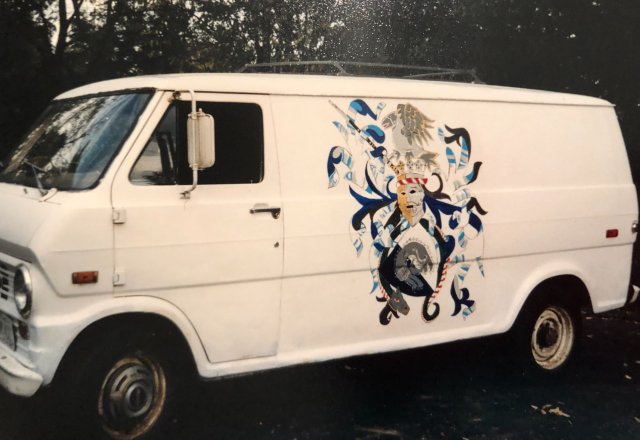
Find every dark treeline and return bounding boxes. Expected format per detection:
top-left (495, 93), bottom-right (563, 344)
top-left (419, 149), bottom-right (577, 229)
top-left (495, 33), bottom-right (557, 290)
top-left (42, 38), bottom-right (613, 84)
top-left (2, 0), bottom-right (640, 281)
top-left (2, 0), bottom-right (639, 164)
top-left (2, 1), bottom-right (640, 183)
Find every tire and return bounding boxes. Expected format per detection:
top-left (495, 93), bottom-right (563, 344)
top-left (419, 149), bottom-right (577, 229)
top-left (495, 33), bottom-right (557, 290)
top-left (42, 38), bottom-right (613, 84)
top-left (510, 292), bottom-right (582, 379)
top-left (54, 324), bottom-right (192, 440)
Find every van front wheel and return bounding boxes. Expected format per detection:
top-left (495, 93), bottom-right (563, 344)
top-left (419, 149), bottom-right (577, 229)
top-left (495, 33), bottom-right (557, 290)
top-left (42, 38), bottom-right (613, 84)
top-left (55, 323), bottom-right (190, 440)
top-left (98, 354), bottom-right (167, 439)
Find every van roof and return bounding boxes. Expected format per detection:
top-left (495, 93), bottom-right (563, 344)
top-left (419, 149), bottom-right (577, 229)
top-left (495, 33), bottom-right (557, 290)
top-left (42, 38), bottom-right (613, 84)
top-left (56, 73), bottom-right (612, 107)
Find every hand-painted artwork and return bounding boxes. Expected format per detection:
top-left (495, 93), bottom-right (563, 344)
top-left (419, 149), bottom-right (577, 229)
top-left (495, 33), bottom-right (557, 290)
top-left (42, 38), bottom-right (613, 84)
top-left (326, 99), bottom-right (487, 326)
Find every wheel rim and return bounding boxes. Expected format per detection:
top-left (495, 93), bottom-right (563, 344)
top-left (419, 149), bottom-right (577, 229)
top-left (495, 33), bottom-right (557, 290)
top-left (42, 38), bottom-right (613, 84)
top-left (531, 305), bottom-right (574, 370)
top-left (98, 355), bottom-right (166, 439)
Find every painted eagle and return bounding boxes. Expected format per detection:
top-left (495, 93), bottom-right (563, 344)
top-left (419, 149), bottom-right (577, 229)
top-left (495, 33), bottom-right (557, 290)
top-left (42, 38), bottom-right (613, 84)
top-left (381, 103), bottom-right (439, 170)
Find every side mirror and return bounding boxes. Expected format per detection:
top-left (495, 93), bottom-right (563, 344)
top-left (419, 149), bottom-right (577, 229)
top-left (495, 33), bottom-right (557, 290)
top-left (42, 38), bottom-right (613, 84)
top-left (187, 109), bottom-right (215, 170)
top-left (176, 89), bottom-right (215, 199)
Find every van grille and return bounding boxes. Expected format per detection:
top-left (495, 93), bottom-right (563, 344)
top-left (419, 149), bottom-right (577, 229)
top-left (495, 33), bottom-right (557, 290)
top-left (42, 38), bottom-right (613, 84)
top-left (0, 262), bottom-right (14, 300)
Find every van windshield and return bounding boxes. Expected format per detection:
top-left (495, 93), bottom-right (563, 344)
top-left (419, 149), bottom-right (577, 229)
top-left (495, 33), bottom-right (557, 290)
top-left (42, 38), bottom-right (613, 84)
top-left (0, 91), bottom-right (152, 191)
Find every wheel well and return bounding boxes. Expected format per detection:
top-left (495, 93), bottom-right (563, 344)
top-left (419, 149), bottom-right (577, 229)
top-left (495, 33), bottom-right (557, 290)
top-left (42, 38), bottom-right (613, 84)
top-left (524, 275), bottom-right (593, 314)
top-left (55, 312), bottom-right (197, 383)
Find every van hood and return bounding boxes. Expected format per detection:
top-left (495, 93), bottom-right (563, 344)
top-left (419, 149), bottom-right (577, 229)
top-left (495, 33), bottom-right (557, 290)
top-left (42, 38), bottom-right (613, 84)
top-left (0, 186), bottom-right (59, 262)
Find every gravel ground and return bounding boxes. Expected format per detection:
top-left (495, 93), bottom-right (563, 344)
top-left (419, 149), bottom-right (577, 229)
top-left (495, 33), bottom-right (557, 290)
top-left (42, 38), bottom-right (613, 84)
top-left (1, 309), bottom-right (639, 439)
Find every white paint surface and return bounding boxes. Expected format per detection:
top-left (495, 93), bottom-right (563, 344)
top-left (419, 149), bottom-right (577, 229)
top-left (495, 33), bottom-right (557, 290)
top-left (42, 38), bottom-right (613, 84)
top-left (0, 74), bottom-right (635, 393)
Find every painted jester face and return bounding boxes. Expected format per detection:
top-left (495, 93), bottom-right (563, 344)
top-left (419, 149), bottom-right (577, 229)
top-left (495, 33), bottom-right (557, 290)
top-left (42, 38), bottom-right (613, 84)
top-left (398, 182), bottom-right (425, 226)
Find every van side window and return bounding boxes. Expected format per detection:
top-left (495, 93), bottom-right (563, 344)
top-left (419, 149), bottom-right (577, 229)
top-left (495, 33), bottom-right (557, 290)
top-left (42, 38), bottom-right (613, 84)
top-left (130, 106), bottom-right (177, 185)
top-left (176, 101), bottom-right (264, 185)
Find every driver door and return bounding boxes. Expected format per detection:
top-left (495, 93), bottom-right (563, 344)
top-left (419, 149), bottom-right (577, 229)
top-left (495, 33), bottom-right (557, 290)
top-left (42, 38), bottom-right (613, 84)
top-left (111, 92), bottom-right (283, 364)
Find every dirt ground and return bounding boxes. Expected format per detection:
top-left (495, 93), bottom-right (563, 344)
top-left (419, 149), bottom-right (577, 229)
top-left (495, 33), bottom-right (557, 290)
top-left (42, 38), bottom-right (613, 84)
top-left (1, 308), bottom-right (639, 440)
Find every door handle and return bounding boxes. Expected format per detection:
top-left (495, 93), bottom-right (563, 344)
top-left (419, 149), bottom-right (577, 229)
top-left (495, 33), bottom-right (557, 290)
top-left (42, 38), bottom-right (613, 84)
top-left (250, 206), bottom-right (281, 219)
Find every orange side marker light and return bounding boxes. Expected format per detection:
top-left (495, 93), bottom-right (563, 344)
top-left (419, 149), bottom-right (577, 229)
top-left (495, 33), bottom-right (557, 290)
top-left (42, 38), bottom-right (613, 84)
top-left (72, 271), bottom-right (99, 285)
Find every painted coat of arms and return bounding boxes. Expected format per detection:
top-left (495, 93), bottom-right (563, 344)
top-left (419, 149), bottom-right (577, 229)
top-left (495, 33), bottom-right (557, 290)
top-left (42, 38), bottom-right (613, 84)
top-left (326, 99), bottom-right (487, 326)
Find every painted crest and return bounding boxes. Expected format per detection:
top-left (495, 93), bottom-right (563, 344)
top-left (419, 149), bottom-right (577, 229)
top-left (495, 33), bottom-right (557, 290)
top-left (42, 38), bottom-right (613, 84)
top-left (326, 99), bottom-right (487, 326)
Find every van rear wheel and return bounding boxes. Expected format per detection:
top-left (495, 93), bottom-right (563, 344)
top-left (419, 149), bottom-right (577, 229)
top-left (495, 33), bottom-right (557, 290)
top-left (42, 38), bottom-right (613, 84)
top-left (531, 305), bottom-right (575, 370)
top-left (511, 293), bottom-right (582, 377)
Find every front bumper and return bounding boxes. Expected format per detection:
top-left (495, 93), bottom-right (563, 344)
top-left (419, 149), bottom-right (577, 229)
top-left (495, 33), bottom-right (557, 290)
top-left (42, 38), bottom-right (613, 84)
top-left (0, 342), bottom-right (42, 397)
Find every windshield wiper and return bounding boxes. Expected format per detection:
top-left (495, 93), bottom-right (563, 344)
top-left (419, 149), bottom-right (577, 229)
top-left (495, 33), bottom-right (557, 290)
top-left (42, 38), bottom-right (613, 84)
top-left (23, 161), bottom-right (49, 197)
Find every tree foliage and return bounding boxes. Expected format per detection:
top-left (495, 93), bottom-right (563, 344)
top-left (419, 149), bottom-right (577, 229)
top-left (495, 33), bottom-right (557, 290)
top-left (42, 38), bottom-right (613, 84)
top-left (1, 0), bottom-right (639, 183)
top-left (2, 0), bottom-right (640, 282)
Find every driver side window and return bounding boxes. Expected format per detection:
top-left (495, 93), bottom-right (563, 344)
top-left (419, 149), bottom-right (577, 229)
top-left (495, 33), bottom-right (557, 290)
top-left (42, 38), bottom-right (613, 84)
top-left (130, 100), bottom-right (264, 186)
top-left (130, 106), bottom-right (177, 185)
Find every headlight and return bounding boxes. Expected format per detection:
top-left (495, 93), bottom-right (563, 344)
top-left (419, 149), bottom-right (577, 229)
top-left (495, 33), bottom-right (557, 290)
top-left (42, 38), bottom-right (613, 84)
top-left (13, 265), bottom-right (32, 318)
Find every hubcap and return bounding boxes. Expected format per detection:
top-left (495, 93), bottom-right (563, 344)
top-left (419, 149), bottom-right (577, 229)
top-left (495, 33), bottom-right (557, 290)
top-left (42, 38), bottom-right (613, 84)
top-left (531, 306), bottom-right (574, 370)
top-left (99, 355), bottom-right (166, 439)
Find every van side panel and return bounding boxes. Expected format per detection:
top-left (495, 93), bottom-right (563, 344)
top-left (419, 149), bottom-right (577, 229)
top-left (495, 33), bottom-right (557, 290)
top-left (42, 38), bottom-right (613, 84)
top-left (480, 105), bottom-right (632, 189)
top-left (273, 96), bottom-right (495, 355)
top-left (477, 103), bottom-right (636, 314)
top-left (273, 95), bottom-right (636, 357)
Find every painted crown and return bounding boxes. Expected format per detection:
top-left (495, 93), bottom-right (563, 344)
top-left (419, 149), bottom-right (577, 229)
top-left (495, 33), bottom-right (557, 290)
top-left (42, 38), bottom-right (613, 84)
top-left (405, 158), bottom-right (427, 175)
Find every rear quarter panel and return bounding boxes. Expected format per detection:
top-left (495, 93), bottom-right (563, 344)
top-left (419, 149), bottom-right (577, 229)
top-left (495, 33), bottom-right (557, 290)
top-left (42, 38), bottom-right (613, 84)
top-left (272, 94), bottom-right (636, 357)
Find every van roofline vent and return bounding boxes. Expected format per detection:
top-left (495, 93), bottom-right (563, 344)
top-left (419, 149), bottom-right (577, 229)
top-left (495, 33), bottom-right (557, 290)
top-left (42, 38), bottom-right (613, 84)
top-left (237, 61), bottom-right (485, 84)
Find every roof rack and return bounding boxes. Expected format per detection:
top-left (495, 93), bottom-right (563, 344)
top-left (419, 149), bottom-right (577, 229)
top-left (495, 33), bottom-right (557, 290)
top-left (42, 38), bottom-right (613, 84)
top-left (237, 61), bottom-right (484, 84)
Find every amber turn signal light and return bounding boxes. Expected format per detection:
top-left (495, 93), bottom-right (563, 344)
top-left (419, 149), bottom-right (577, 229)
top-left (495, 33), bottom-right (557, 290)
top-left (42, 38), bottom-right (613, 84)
top-left (72, 271), bottom-right (99, 285)
top-left (606, 229), bottom-right (619, 238)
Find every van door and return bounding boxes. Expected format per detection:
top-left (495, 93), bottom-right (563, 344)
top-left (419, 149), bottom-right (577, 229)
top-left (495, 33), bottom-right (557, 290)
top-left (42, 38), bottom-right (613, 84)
top-left (111, 92), bottom-right (283, 364)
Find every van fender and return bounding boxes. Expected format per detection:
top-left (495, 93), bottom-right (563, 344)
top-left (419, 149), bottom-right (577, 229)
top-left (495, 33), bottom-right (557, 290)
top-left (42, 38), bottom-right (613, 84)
top-left (496, 260), bottom-right (593, 335)
top-left (33, 295), bottom-right (210, 385)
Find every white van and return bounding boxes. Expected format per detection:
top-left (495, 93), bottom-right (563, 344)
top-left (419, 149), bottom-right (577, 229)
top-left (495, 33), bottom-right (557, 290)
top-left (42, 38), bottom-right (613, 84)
top-left (0, 73), bottom-right (637, 439)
